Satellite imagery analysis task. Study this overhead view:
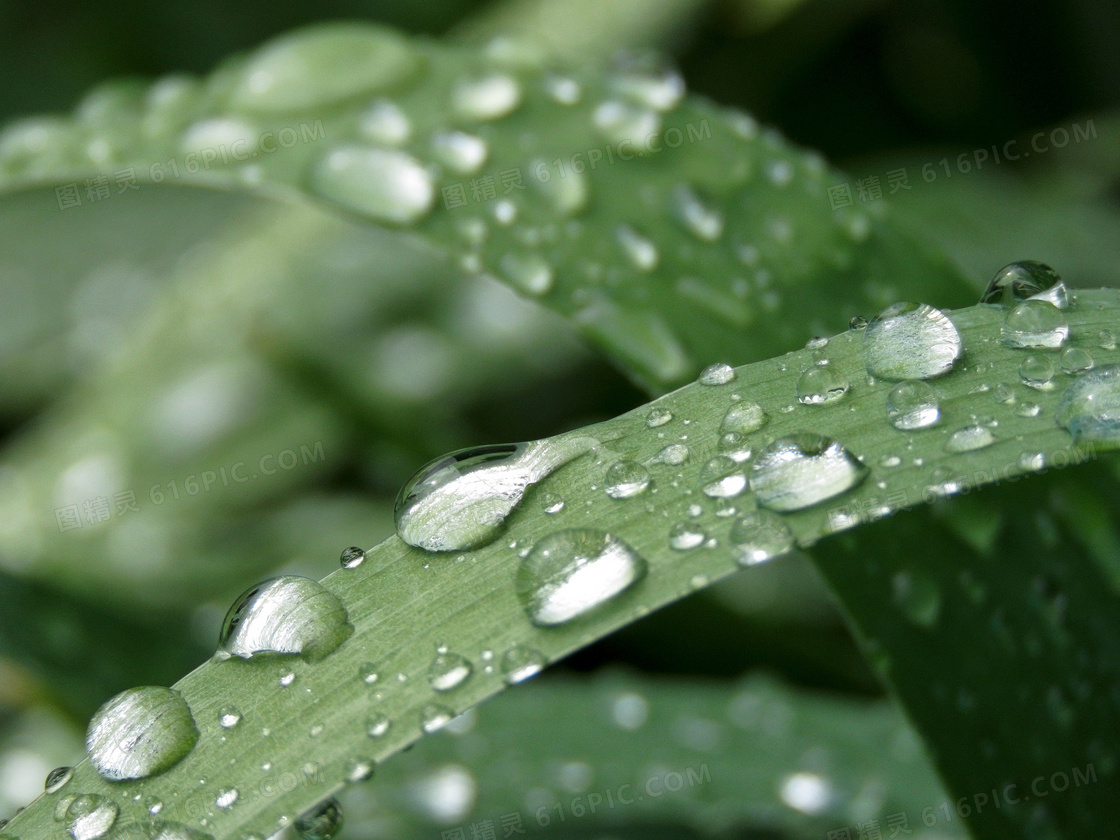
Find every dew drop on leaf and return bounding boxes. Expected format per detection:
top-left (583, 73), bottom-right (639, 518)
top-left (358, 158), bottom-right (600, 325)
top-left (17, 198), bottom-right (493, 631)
top-left (1001, 300), bottom-right (1069, 349)
top-left (646, 407), bottom-right (673, 428)
top-left (358, 99), bottom-right (412, 146)
top-left (750, 433), bottom-right (869, 512)
top-left (539, 492), bottom-right (565, 514)
top-left (604, 460), bottom-right (651, 499)
top-left (64, 795), bottom-right (118, 840)
top-left (217, 576), bottom-right (353, 660)
top-left (980, 260), bottom-right (1066, 307)
top-left (885, 381), bottom-right (940, 430)
top-left (1059, 347), bottom-right (1094, 375)
top-left (345, 758), bottom-right (375, 784)
top-left (498, 252), bottom-right (554, 297)
top-left (720, 401), bottom-right (767, 434)
top-left (1056, 364), bottom-right (1120, 443)
top-left (615, 224), bottom-right (659, 272)
top-left (214, 789), bottom-right (238, 810)
top-left (729, 511), bottom-right (794, 566)
top-left (1019, 355), bottom-right (1056, 389)
top-left (945, 424), bottom-right (996, 452)
top-left (699, 456), bottom-right (747, 499)
top-left (430, 130), bottom-right (488, 175)
top-left (671, 184), bottom-right (724, 241)
top-left (592, 100), bottom-right (660, 145)
top-left (427, 653), bottom-right (473, 692)
top-left (698, 362), bottom-right (735, 386)
top-left (862, 302), bottom-right (962, 380)
top-left (797, 365), bottom-right (849, 405)
top-left (366, 713), bottom-right (391, 739)
top-left (44, 766), bottom-right (72, 794)
top-left (86, 687), bottom-right (199, 782)
top-left (339, 546), bottom-right (365, 569)
top-left (668, 521), bottom-right (706, 550)
top-left (451, 74), bottom-right (522, 122)
top-left (500, 646), bottom-right (546, 684)
top-left (218, 705), bottom-right (241, 729)
top-left (419, 704), bottom-right (455, 734)
top-left (308, 145), bottom-right (434, 225)
top-left (654, 443), bottom-right (690, 465)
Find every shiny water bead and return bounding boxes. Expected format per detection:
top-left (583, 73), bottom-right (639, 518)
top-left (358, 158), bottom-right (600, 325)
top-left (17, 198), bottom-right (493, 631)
top-left (539, 492), bottom-right (565, 514)
top-left (345, 758), bottom-right (375, 784)
top-left (981, 261), bottom-right (1066, 307)
top-left (699, 456), bottom-right (748, 498)
top-left (668, 521), bottom-right (706, 550)
top-left (608, 53), bottom-right (685, 111)
top-left (218, 576), bottom-right (352, 660)
top-left (308, 145), bottom-right (434, 225)
top-left (672, 184), bottom-right (724, 241)
top-left (796, 365), bottom-right (849, 405)
top-left (430, 130), bottom-right (488, 174)
top-left (720, 401), bottom-right (767, 434)
top-left (848, 315), bottom-right (869, 330)
top-left (1060, 347), bottom-right (1094, 375)
top-left (218, 705), bottom-right (242, 729)
top-left (729, 511), bottom-right (795, 566)
top-left (86, 687), bottom-right (199, 781)
top-left (394, 437), bottom-right (593, 552)
top-left (604, 460), bottom-right (651, 499)
top-left (1001, 300), bottom-right (1069, 349)
top-left (419, 704), bottom-right (455, 734)
top-left (1057, 364), bottom-right (1120, 443)
top-left (1019, 355), bottom-right (1055, 389)
top-left (646, 407), bottom-right (673, 427)
top-left (295, 798), bottom-right (343, 840)
top-left (339, 546), bottom-right (365, 569)
top-left (592, 100), bottom-right (660, 145)
top-left (428, 652), bottom-right (473, 692)
top-left (516, 529), bottom-right (647, 626)
top-left (615, 224), bottom-right (659, 271)
top-left (944, 424), bottom-right (996, 452)
top-left (452, 73), bottom-right (522, 121)
top-left (863, 302), bottom-right (962, 380)
top-left (229, 24), bottom-right (420, 113)
top-left (500, 645), bottom-right (547, 684)
top-left (365, 713), bottom-right (391, 738)
top-left (64, 795), bottom-right (118, 840)
top-left (215, 789), bottom-right (239, 810)
top-left (358, 99), bottom-right (412, 146)
top-left (45, 766), bottom-right (73, 794)
top-left (885, 381), bottom-right (940, 430)
top-left (750, 433), bottom-right (869, 512)
top-left (698, 362), bottom-right (735, 385)
top-left (655, 443), bottom-right (690, 465)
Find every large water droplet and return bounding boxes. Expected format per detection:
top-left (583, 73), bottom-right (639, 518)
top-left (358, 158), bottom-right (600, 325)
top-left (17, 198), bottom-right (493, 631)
top-left (720, 401), bottom-right (767, 434)
top-left (394, 437), bottom-right (594, 552)
top-left (863, 302), bottom-right (962, 380)
top-left (981, 261), bottom-right (1067, 307)
top-left (230, 24), bottom-right (420, 113)
top-left (295, 798), bottom-right (343, 840)
top-left (65, 795), bottom-right (118, 840)
top-left (604, 460), bottom-right (651, 499)
top-left (797, 365), bottom-right (849, 405)
top-left (308, 145), bottom-right (434, 225)
top-left (1057, 364), bottom-right (1120, 444)
top-left (750, 433), bottom-right (868, 512)
top-left (452, 74), bottom-right (522, 121)
top-left (428, 653), bottom-right (473, 692)
top-left (654, 443), bottom-right (690, 465)
top-left (86, 687), bottom-right (199, 781)
top-left (516, 529), bottom-right (647, 626)
top-left (1001, 300), bottom-right (1069, 349)
top-left (729, 511), bottom-right (794, 565)
top-left (500, 646), bottom-right (546, 684)
top-left (886, 381), bottom-right (940, 430)
top-left (672, 185), bottom-right (724, 241)
top-left (217, 576), bottom-right (353, 660)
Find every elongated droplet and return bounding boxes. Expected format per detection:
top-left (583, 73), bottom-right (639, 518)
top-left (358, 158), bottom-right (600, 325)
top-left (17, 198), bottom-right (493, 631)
top-left (797, 365), bottom-right (849, 405)
top-left (945, 424), bottom-right (996, 452)
top-left (394, 437), bottom-right (595, 552)
top-left (646, 407), bottom-right (673, 427)
top-left (615, 224), bottom-right (659, 271)
top-left (86, 687), bottom-right (199, 781)
top-left (721, 401), bottom-right (767, 434)
top-left (217, 576), bottom-right (353, 661)
top-left (308, 145), bottom-right (434, 225)
top-left (517, 529), bottom-right (647, 626)
top-left (452, 74), bottom-right (522, 121)
top-left (981, 261), bottom-right (1066, 307)
top-left (65, 795), bottom-right (118, 840)
top-left (750, 433), bottom-right (868, 512)
top-left (295, 798), bottom-right (343, 840)
top-left (604, 460), bottom-right (651, 499)
top-left (428, 653), bottom-right (472, 692)
top-left (886, 381), bottom-right (940, 430)
top-left (863, 303), bottom-right (962, 380)
top-left (1001, 300), bottom-right (1069, 349)
top-left (500, 646), bottom-right (546, 684)
top-left (1057, 364), bottom-right (1120, 444)
top-left (654, 443), bottom-right (690, 465)
top-left (672, 184), bottom-right (724, 241)
top-left (730, 511), bottom-right (794, 565)
top-left (45, 766), bottom-right (73, 794)
top-left (698, 362), bottom-right (735, 385)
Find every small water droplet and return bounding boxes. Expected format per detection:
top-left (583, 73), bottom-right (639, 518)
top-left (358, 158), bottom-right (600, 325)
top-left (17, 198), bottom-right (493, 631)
top-left (539, 492), bottom-right (566, 514)
top-left (215, 789), bottom-right (239, 810)
top-left (217, 576), bottom-right (352, 660)
top-left (994, 382), bottom-right (1016, 403)
top-left (797, 365), bottom-right (849, 405)
top-left (1001, 300), bottom-right (1069, 349)
top-left (499, 252), bottom-right (554, 296)
top-left (608, 55), bottom-right (685, 111)
top-left (295, 798), bottom-right (343, 840)
top-left (345, 758), bottom-right (375, 784)
top-left (604, 460), bottom-right (651, 499)
top-left (516, 529), bottom-right (646, 626)
top-left (419, 704), bottom-right (455, 734)
top-left (358, 99), bottom-right (412, 146)
top-left (500, 646), bottom-right (546, 684)
top-left (945, 424), bottom-right (996, 452)
top-left (729, 511), bottom-right (794, 565)
top-left (1057, 364), bottom-right (1120, 443)
top-left (848, 315), bottom-right (868, 330)
top-left (592, 100), bottom-right (660, 145)
top-left (452, 74), bottom-right (522, 121)
top-left (428, 653), bottom-right (473, 692)
top-left (615, 224), bottom-right (659, 271)
top-left (1019, 451), bottom-right (1047, 471)
top-left (1020, 355), bottom-right (1055, 389)
top-left (430, 129), bottom-right (488, 175)
top-left (1017, 401), bottom-right (1042, 418)
top-left (1060, 347), bottom-right (1094, 375)
top-left (698, 362), bottom-right (735, 386)
top-left (646, 407), bottom-right (673, 427)
top-left (720, 401), bottom-right (767, 434)
top-left (886, 381), bottom-right (940, 430)
top-left (339, 546), bottom-right (365, 569)
top-left (218, 706), bottom-right (241, 729)
top-left (981, 261), bottom-right (1066, 307)
top-left (750, 433), bottom-right (868, 512)
top-left (654, 443), bottom-right (690, 465)
top-left (672, 185), bottom-right (724, 241)
top-left (86, 687), bottom-right (199, 781)
top-left (309, 145), bottom-right (434, 225)
top-left (544, 75), bottom-right (581, 105)
top-left (1099, 330), bottom-right (1117, 350)
top-left (699, 456), bottom-right (748, 498)
top-left (278, 670), bottom-right (296, 687)
top-left (365, 713), bottom-right (391, 738)
top-left (863, 302), bottom-right (962, 380)
top-left (65, 795), bottom-right (118, 840)
top-left (45, 766), bottom-right (73, 794)
top-left (669, 521), bottom-right (706, 550)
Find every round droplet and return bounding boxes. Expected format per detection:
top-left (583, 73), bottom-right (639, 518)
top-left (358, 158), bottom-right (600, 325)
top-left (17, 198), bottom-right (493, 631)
top-left (230, 24), bottom-right (421, 113)
top-left (516, 529), bottom-right (647, 626)
top-left (672, 185), bottom-right (724, 241)
top-left (358, 662), bottom-right (380, 685)
top-left (730, 511), bottom-right (794, 566)
top-left (604, 461), bottom-right (651, 499)
top-left (430, 130), bottom-right (488, 174)
top-left (419, 704), bottom-right (455, 734)
top-left (668, 521), bottom-right (706, 550)
top-left (1001, 300), bottom-right (1069, 349)
top-left (539, 492), bottom-right (565, 514)
top-left (45, 766), bottom-right (73, 794)
top-left (720, 401), bottom-right (767, 434)
top-left (428, 653), bottom-right (473, 692)
top-left (500, 646), bottom-right (546, 684)
top-left (655, 444), bottom-right (690, 465)
top-left (65, 795), bottom-right (118, 840)
top-left (1060, 347), bottom-right (1094, 375)
top-left (295, 798), bottom-right (343, 840)
top-left (981, 261), bottom-right (1066, 307)
top-left (394, 438), bottom-right (593, 552)
top-left (218, 576), bottom-right (353, 660)
top-left (1057, 364), bottom-right (1120, 443)
top-left (452, 74), bottom-right (522, 121)
top-left (699, 456), bottom-right (747, 499)
top-left (358, 99), bottom-right (412, 146)
top-left (646, 407), bottom-right (673, 427)
top-left (1019, 355), bottom-right (1055, 389)
top-left (615, 224), bottom-right (659, 272)
top-left (886, 381), bottom-right (940, 430)
top-left (863, 302), bottom-right (962, 380)
top-left (87, 687), bottom-right (200, 781)
top-left (215, 789), bottom-right (239, 810)
top-left (592, 100), bottom-right (660, 145)
top-left (366, 713), bottom-right (391, 738)
top-left (945, 424), bottom-right (996, 452)
top-left (218, 705), bottom-right (242, 729)
top-left (339, 546), bottom-right (365, 569)
top-left (698, 363), bottom-right (735, 386)
top-left (750, 433), bottom-right (869, 512)
top-left (308, 145), bottom-right (434, 225)
top-left (797, 365), bottom-right (849, 405)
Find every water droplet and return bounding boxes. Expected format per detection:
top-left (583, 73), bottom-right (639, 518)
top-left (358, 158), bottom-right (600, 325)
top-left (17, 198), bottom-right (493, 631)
top-left (45, 766), bottom-right (73, 794)
top-left (357, 662), bottom-right (380, 685)
top-left (615, 224), bottom-right (659, 271)
top-left (672, 185), bottom-right (724, 241)
top-left (452, 74), bottom-right (522, 121)
top-left (994, 382), bottom-right (1016, 403)
top-left (218, 576), bottom-right (353, 660)
top-left (729, 511), bottom-right (794, 565)
top-left (592, 100), bottom-right (660, 145)
top-left (863, 302), bottom-right (962, 380)
top-left (230, 24), bottom-right (420, 113)
top-left (1019, 451), bottom-right (1046, 471)
top-left (339, 546), bottom-right (365, 569)
top-left (516, 529), bottom-right (647, 626)
top-left (358, 99), bottom-right (412, 146)
top-left (1001, 300), bottom-right (1069, 349)
top-left (430, 130), bottom-right (488, 175)
top-left (86, 687), bottom-right (199, 781)
top-left (395, 438), bottom-right (593, 551)
top-left (295, 798), bottom-right (343, 840)
top-left (1017, 401), bottom-right (1042, 418)
top-left (848, 315), bottom-right (869, 330)
top-left (345, 758), bottom-right (375, 784)
top-left (720, 401), bottom-right (767, 434)
top-left (428, 653), bottom-right (473, 692)
top-left (1100, 330), bottom-right (1117, 350)
top-left (654, 443), bottom-right (690, 465)
top-left (544, 75), bottom-right (581, 105)
top-left (892, 572), bottom-right (942, 627)
top-left (797, 365), bottom-right (849, 405)
top-left (945, 424), bottom-right (996, 452)
top-left (366, 713), bottom-right (391, 738)
top-left (1057, 364), bottom-right (1120, 443)
top-left (65, 795), bottom-right (118, 840)
top-left (646, 407), bottom-right (673, 427)
top-left (750, 433), bottom-right (868, 512)
top-left (698, 362), bottom-right (735, 386)
top-left (308, 145), bottom-right (434, 225)
top-left (669, 522), bottom-right (706, 550)
top-left (420, 704), bottom-right (455, 734)
top-left (779, 772), bottom-right (833, 816)
top-left (1060, 347), bottom-right (1094, 375)
top-left (215, 789), bottom-right (238, 810)
top-left (604, 461), bottom-right (651, 499)
top-left (498, 252), bottom-right (553, 296)
top-left (699, 456), bottom-right (747, 498)
top-left (981, 260), bottom-right (1066, 307)
top-left (886, 381), bottom-right (940, 430)
top-left (218, 706), bottom-right (241, 729)
top-left (500, 646), bottom-right (546, 684)
top-left (1019, 355), bottom-right (1055, 389)
top-left (608, 55), bottom-right (685, 111)
top-left (278, 670), bottom-right (296, 687)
